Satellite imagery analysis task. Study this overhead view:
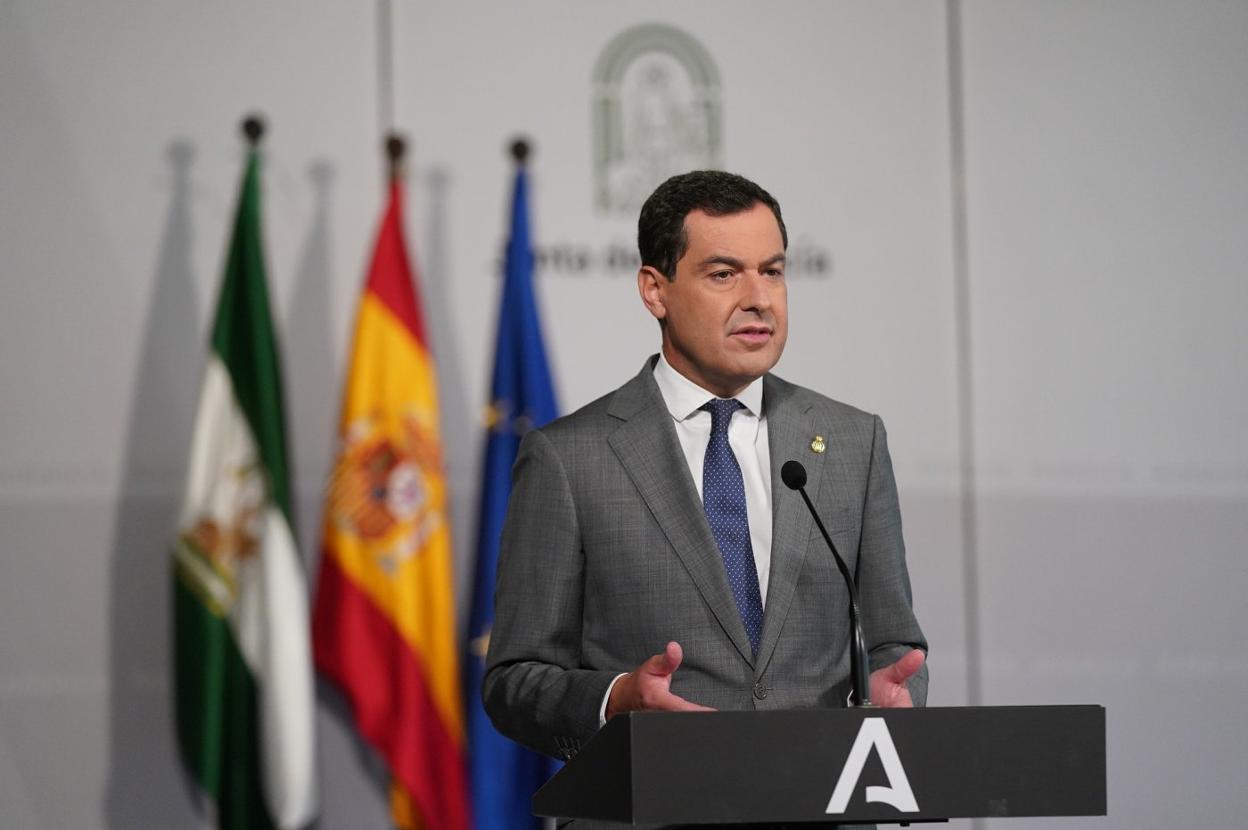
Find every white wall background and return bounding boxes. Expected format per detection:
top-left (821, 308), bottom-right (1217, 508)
top-left (0, 1), bottom-right (1244, 827)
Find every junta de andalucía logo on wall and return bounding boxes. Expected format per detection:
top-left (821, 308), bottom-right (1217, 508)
top-left (592, 23), bottom-right (723, 215)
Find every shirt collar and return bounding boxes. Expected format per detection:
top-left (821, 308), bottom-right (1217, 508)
top-left (653, 352), bottom-right (765, 422)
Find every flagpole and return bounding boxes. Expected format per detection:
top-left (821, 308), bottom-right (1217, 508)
top-left (242, 113), bottom-right (265, 147)
top-left (386, 132), bottom-right (406, 182)
top-left (376, 0), bottom-right (396, 139)
top-left (510, 136), bottom-right (531, 167)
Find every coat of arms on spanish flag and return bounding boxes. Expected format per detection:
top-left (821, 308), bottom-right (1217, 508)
top-left (312, 142), bottom-right (470, 830)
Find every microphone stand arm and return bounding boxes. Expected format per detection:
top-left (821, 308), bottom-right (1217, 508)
top-left (796, 485), bottom-right (874, 707)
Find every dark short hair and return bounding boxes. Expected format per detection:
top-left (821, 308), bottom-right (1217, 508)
top-left (637, 170), bottom-right (787, 280)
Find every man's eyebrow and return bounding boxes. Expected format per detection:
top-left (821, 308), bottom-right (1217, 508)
top-left (695, 252), bottom-right (787, 270)
top-left (696, 254), bottom-right (746, 270)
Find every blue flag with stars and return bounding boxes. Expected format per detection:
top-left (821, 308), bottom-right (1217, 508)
top-left (465, 163), bottom-right (560, 829)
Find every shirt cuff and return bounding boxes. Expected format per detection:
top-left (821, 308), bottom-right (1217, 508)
top-left (598, 673), bottom-right (629, 727)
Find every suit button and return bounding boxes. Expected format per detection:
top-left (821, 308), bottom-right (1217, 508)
top-left (753, 682), bottom-right (768, 700)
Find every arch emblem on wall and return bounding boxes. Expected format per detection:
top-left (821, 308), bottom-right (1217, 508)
top-left (592, 23), bottom-right (723, 214)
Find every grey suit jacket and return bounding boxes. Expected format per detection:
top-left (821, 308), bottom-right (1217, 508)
top-left (483, 358), bottom-right (927, 761)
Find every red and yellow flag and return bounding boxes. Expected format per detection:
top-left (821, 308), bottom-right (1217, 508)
top-left (312, 171), bottom-right (470, 829)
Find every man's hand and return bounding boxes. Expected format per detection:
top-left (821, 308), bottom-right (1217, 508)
top-left (869, 648), bottom-right (926, 708)
top-left (606, 641), bottom-right (716, 719)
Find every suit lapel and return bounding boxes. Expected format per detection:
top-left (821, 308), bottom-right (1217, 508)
top-left (755, 374), bottom-right (825, 676)
top-left (607, 362), bottom-right (756, 663)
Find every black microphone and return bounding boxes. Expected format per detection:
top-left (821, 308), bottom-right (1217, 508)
top-left (781, 460), bottom-right (873, 707)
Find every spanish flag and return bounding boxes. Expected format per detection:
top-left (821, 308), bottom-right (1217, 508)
top-left (312, 143), bottom-right (470, 829)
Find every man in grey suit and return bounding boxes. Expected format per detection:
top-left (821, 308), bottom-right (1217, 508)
top-left (484, 171), bottom-right (927, 773)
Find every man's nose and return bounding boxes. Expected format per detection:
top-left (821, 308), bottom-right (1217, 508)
top-left (739, 270), bottom-right (772, 311)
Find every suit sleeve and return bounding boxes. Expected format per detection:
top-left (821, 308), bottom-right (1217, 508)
top-left (482, 428), bottom-right (619, 758)
top-left (856, 414), bottom-right (930, 705)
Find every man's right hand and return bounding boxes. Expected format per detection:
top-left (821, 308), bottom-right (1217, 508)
top-left (605, 641), bottom-right (716, 719)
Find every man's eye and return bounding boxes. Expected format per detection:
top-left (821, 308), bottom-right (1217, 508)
top-left (710, 270), bottom-right (733, 280)
top-left (766, 268), bottom-right (785, 278)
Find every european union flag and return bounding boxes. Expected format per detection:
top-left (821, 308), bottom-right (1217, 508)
top-left (465, 155), bottom-right (559, 829)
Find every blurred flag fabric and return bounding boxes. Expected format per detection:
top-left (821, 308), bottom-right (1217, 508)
top-left (311, 152), bottom-right (471, 829)
top-left (464, 151), bottom-right (560, 829)
top-left (172, 143), bottom-right (318, 829)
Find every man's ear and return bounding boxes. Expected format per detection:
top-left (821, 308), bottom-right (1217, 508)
top-left (637, 266), bottom-right (667, 321)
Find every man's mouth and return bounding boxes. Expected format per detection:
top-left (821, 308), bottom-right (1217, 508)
top-left (730, 325), bottom-right (773, 345)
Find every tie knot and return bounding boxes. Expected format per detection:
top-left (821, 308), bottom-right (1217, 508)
top-left (701, 398), bottom-right (744, 433)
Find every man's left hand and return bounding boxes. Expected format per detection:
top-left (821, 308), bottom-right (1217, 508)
top-left (869, 649), bottom-right (926, 708)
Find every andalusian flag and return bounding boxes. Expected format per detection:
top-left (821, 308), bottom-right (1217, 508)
top-left (312, 150), bottom-right (471, 829)
top-left (173, 139), bottom-right (318, 829)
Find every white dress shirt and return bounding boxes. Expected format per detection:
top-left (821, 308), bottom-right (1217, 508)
top-left (599, 354), bottom-right (774, 724)
top-left (651, 353), bottom-right (773, 604)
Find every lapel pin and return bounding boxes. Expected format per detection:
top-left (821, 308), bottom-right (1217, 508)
top-left (810, 435), bottom-right (826, 454)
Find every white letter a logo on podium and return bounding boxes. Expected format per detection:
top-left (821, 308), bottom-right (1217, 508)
top-left (826, 717), bottom-right (919, 814)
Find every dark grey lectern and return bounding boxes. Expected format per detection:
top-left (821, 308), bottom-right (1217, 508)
top-left (533, 706), bottom-right (1106, 826)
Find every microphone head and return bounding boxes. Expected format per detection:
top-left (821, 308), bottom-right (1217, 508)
top-left (781, 460), bottom-right (807, 490)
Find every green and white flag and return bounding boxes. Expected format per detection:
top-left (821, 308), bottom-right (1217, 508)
top-left (173, 148), bottom-right (317, 829)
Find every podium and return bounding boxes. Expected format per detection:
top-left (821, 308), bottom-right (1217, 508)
top-left (534, 706), bottom-right (1105, 826)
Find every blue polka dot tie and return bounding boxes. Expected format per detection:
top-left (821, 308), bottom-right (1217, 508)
top-left (701, 398), bottom-right (764, 655)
